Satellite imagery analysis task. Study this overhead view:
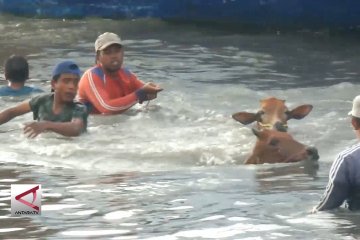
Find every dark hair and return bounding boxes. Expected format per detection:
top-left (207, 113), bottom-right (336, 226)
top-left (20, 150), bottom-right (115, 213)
top-left (52, 74), bottom-right (61, 82)
top-left (353, 116), bottom-right (360, 124)
top-left (51, 74), bottom-right (61, 92)
top-left (95, 51), bottom-right (100, 64)
top-left (4, 55), bottom-right (29, 83)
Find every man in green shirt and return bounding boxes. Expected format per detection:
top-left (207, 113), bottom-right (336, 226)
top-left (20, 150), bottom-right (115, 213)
top-left (0, 60), bottom-right (87, 138)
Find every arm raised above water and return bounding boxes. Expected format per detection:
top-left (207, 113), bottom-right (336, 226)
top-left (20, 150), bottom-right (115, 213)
top-left (0, 101), bottom-right (31, 125)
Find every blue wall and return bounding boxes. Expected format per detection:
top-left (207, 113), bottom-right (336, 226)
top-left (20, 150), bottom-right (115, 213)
top-left (1, 0), bottom-right (360, 30)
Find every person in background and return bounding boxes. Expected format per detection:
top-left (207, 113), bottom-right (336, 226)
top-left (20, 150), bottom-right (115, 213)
top-left (312, 95), bottom-right (360, 212)
top-left (0, 60), bottom-right (87, 138)
top-left (0, 55), bottom-right (43, 96)
top-left (77, 32), bottom-right (163, 114)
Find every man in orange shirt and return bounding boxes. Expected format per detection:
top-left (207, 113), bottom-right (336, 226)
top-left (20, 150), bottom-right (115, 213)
top-left (77, 32), bottom-right (163, 114)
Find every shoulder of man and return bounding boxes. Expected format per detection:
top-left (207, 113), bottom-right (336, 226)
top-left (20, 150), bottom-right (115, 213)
top-left (87, 65), bottom-right (106, 82)
top-left (339, 143), bottom-right (360, 160)
top-left (28, 93), bottom-right (53, 120)
top-left (344, 143), bottom-right (360, 166)
top-left (29, 93), bottom-right (52, 107)
top-left (72, 102), bottom-right (89, 117)
top-left (73, 101), bottom-right (87, 111)
top-left (27, 86), bottom-right (44, 93)
top-left (0, 86), bottom-right (12, 96)
top-left (122, 67), bottom-right (136, 77)
top-left (331, 144), bottom-right (360, 176)
top-left (30, 92), bottom-right (52, 101)
top-left (121, 67), bottom-right (142, 85)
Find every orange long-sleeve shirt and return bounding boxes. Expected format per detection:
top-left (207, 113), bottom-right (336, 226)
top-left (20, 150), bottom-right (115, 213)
top-left (77, 65), bottom-right (145, 114)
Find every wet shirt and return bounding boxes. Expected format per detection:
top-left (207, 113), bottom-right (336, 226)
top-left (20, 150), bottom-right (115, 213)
top-left (0, 86), bottom-right (43, 96)
top-left (314, 143), bottom-right (360, 211)
top-left (77, 65), bottom-right (145, 114)
top-left (29, 94), bottom-right (88, 131)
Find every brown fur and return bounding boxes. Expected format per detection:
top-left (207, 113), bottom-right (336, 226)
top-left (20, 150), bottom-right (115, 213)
top-left (232, 97), bottom-right (313, 132)
top-left (245, 129), bottom-right (318, 164)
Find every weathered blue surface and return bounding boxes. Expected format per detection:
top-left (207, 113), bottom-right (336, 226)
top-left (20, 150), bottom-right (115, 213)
top-left (1, 0), bottom-right (360, 30)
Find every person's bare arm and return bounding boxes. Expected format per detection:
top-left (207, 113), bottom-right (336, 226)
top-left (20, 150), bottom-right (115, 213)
top-left (23, 118), bottom-right (84, 138)
top-left (0, 101), bottom-right (31, 125)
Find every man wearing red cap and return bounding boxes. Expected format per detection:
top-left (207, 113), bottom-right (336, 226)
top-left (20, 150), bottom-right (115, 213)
top-left (77, 32), bottom-right (163, 114)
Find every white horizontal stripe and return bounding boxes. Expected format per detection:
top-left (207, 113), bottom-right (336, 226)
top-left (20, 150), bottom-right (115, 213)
top-left (88, 72), bottom-right (136, 112)
top-left (316, 144), bottom-right (360, 210)
top-left (330, 144), bottom-right (360, 180)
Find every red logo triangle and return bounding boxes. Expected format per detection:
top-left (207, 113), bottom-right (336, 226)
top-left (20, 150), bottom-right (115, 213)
top-left (15, 185), bottom-right (40, 211)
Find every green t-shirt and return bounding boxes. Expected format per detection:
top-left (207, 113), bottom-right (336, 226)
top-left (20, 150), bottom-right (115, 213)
top-left (29, 94), bottom-right (88, 132)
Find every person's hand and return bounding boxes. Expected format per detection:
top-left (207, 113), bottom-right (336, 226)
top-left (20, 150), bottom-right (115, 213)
top-left (142, 82), bottom-right (163, 94)
top-left (310, 207), bottom-right (318, 214)
top-left (146, 93), bottom-right (157, 101)
top-left (137, 82), bottom-right (163, 104)
top-left (23, 122), bottom-right (48, 138)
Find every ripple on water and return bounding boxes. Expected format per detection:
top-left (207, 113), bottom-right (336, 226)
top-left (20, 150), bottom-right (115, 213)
top-left (42, 204), bottom-right (84, 211)
top-left (104, 210), bottom-right (143, 220)
top-left (198, 215), bottom-right (226, 221)
top-left (61, 229), bottom-right (130, 237)
top-left (165, 206), bottom-right (194, 211)
top-left (0, 179), bottom-right (18, 183)
top-left (64, 210), bottom-right (98, 216)
top-left (173, 223), bottom-right (288, 239)
top-left (0, 228), bottom-right (24, 233)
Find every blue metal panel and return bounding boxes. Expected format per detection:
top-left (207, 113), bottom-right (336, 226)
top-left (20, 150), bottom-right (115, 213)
top-left (0, 0), bottom-right (360, 30)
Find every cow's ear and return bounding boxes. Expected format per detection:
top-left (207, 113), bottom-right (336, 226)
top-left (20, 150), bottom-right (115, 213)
top-left (251, 128), bottom-right (267, 140)
top-left (232, 112), bottom-right (257, 125)
top-left (288, 104), bottom-right (313, 120)
top-left (251, 128), bottom-right (261, 138)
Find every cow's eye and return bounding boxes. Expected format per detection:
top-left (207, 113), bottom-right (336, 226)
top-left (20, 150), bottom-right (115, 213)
top-left (269, 139), bottom-right (279, 146)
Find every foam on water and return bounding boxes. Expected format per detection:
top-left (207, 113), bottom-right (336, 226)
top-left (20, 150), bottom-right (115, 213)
top-left (172, 223), bottom-right (288, 238)
top-left (0, 82), bottom-right (355, 173)
top-left (0, 228), bottom-right (24, 233)
top-left (61, 229), bottom-right (130, 237)
top-left (104, 210), bottom-right (137, 220)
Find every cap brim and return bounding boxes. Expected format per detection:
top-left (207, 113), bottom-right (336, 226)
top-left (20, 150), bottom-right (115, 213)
top-left (349, 110), bottom-right (353, 116)
top-left (97, 41), bottom-right (122, 51)
top-left (52, 71), bottom-right (82, 80)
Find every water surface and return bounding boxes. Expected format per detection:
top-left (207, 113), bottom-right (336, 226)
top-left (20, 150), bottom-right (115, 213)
top-left (0, 16), bottom-right (359, 239)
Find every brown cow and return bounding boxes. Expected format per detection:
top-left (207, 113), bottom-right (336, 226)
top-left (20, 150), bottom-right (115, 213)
top-left (232, 97), bottom-right (313, 132)
top-left (245, 128), bottom-right (319, 164)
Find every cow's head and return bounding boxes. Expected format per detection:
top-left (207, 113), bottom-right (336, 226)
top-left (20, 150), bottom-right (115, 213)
top-left (232, 97), bottom-right (313, 132)
top-left (245, 128), bottom-right (319, 164)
